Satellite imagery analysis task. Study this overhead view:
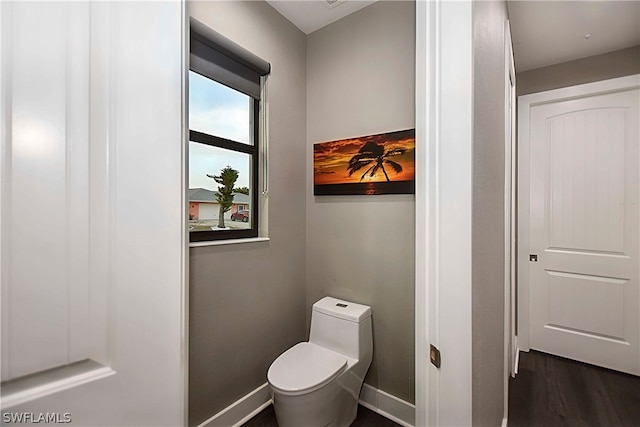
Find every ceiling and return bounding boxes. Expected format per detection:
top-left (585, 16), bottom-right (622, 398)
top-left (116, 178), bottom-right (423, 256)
top-left (507, 1), bottom-right (640, 72)
top-left (267, 0), bottom-right (640, 72)
top-left (266, 0), bottom-right (377, 35)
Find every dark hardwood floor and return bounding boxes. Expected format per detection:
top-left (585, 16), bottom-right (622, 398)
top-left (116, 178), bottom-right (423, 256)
top-left (241, 404), bottom-right (401, 427)
top-left (242, 351), bottom-right (640, 427)
top-left (509, 350), bottom-right (640, 427)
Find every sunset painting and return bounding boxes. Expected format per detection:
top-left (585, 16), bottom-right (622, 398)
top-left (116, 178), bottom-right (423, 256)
top-left (314, 129), bottom-right (415, 195)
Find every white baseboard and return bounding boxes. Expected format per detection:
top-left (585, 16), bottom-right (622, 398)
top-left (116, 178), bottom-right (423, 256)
top-left (197, 383), bottom-right (271, 427)
top-left (198, 382), bottom-right (415, 427)
top-left (359, 383), bottom-right (415, 427)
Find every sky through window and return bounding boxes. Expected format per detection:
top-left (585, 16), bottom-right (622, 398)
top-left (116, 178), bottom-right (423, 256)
top-left (189, 71), bottom-right (252, 190)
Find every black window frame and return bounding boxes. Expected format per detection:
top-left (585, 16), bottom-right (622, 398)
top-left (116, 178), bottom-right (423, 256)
top-left (189, 19), bottom-right (269, 243)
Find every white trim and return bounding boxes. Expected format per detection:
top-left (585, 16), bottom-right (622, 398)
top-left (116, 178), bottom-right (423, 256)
top-left (1, 366), bottom-right (115, 410)
top-left (359, 384), bottom-right (416, 427)
top-left (189, 237), bottom-right (270, 248)
top-left (0, 0), bottom-right (11, 385)
top-left (414, 0), bottom-right (434, 426)
top-left (517, 86), bottom-right (531, 352)
top-left (434, 1), bottom-right (474, 425)
top-left (503, 18), bottom-right (517, 427)
top-left (520, 74), bottom-right (640, 106)
top-left (416, 2), bottom-right (473, 426)
top-left (506, 20), bottom-right (518, 379)
top-left (208, 383), bottom-right (416, 427)
top-left (180, 1), bottom-right (190, 425)
top-left (234, 400), bottom-right (272, 427)
top-left (516, 74), bottom-right (640, 353)
top-left (501, 416), bottom-right (509, 427)
top-left (197, 383), bottom-right (271, 427)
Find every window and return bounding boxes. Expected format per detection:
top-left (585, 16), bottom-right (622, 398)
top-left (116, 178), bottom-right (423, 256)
top-left (189, 19), bottom-right (270, 242)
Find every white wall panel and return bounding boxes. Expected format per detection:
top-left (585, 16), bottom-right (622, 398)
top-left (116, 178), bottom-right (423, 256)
top-left (547, 270), bottom-right (626, 339)
top-left (548, 108), bottom-right (626, 253)
top-left (87, 3), bottom-right (111, 367)
top-left (66, 2), bottom-right (92, 364)
top-left (3, 2), bottom-right (92, 380)
top-left (10, 2), bottom-right (69, 377)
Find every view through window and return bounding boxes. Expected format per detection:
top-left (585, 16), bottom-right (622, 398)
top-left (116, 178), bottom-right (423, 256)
top-left (188, 70), bottom-right (259, 241)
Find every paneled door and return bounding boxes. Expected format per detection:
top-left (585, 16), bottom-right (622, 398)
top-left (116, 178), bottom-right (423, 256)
top-left (528, 80), bottom-right (639, 375)
top-left (1, 2), bottom-right (187, 424)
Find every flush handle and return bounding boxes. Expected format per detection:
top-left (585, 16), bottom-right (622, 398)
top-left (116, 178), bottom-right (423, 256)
top-left (529, 254), bottom-right (538, 262)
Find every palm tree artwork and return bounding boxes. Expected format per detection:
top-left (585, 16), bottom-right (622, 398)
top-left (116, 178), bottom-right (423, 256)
top-left (346, 141), bottom-right (406, 182)
top-left (313, 128), bottom-right (415, 195)
top-left (207, 166), bottom-right (238, 229)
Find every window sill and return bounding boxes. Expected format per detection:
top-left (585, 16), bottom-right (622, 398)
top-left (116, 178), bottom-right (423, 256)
top-left (189, 237), bottom-right (270, 248)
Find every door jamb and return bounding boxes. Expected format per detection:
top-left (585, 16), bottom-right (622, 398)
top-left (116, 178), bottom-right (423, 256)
top-left (414, 0), bottom-right (433, 423)
top-left (416, 1), bottom-right (474, 426)
top-left (503, 18), bottom-right (517, 426)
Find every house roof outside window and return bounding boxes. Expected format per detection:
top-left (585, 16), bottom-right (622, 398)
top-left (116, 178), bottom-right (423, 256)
top-left (188, 188), bottom-right (250, 205)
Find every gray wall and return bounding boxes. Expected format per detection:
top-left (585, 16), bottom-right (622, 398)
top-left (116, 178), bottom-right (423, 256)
top-left (306, 1), bottom-right (416, 404)
top-left (472, 1), bottom-right (509, 425)
top-left (517, 46), bottom-right (640, 95)
top-left (188, 2), bottom-right (307, 425)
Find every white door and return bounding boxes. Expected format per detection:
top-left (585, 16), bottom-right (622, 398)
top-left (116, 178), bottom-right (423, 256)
top-left (527, 80), bottom-right (640, 375)
top-left (1, 2), bottom-right (187, 424)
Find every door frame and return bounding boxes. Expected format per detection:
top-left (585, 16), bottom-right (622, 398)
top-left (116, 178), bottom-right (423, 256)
top-left (516, 74), bottom-right (640, 353)
top-left (503, 19), bottom-right (517, 425)
top-left (416, 1), bottom-right (473, 425)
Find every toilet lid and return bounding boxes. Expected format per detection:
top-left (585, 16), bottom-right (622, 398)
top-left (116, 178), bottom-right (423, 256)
top-left (268, 342), bottom-right (347, 396)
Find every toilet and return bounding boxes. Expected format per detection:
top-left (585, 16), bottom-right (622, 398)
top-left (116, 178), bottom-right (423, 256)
top-left (267, 297), bottom-right (373, 427)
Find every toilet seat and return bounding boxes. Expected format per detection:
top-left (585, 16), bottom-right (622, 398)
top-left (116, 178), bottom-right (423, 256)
top-left (268, 342), bottom-right (347, 396)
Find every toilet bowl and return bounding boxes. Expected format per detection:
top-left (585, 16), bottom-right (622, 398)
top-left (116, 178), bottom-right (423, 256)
top-left (267, 297), bottom-right (373, 427)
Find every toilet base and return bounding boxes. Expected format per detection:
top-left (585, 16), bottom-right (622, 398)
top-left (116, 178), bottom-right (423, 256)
top-left (270, 376), bottom-right (359, 427)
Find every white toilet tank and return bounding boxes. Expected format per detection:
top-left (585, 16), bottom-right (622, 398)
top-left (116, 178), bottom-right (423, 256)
top-left (309, 297), bottom-right (372, 361)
